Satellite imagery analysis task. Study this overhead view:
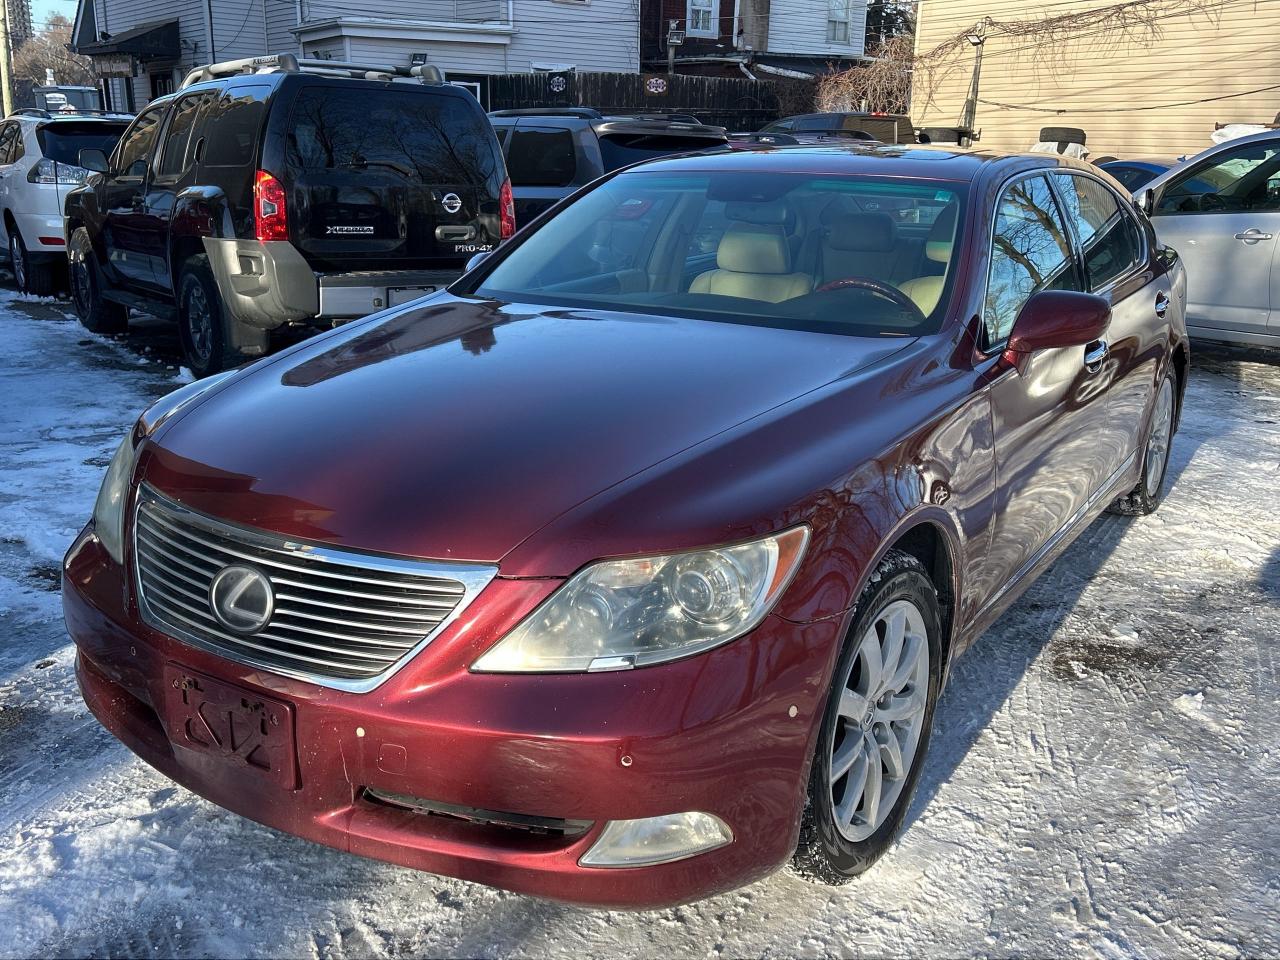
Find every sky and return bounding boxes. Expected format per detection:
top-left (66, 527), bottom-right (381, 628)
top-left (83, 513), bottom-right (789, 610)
top-left (31, 0), bottom-right (78, 31)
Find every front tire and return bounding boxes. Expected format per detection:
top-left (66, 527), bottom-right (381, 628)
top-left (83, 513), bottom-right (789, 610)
top-left (1109, 369), bottom-right (1176, 516)
top-left (793, 550), bottom-right (943, 884)
top-left (68, 228), bottom-right (128, 334)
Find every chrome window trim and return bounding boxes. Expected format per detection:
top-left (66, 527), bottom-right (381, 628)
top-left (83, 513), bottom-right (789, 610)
top-left (132, 484), bottom-right (498, 694)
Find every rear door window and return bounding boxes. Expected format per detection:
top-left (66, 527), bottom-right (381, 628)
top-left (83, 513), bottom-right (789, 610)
top-left (156, 94), bottom-right (211, 178)
top-left (200, 85), bottom-right (269, 167)
top-left (0, 123), bottom-right (19, 165)
top-left (36, 122), bottom-right (128, 167)
top-left (285, 85), bottom-right (502, 189)
top-left (984, 173), bottom-right (1083, 347)
top-left (505, 127), bottom-right (577, 187)
top-left (1052, 173), bottom-right (1142, 290)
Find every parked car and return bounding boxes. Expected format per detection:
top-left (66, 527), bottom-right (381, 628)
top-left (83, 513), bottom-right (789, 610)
top-left (0, 109), bottom-right (130, 295)
top-left (1100, 157), bottom-right (1180, 191)
top-left (489, 108), bottom-right (728, 222)
top-left (1134, 129), bottom-right (1280, 346)
top-left (759, 112), bottom-right (915, 144)
top-left (65, 144), bottom-right (1188, 908)
top-left (64, 54), bottom-right (512, 376)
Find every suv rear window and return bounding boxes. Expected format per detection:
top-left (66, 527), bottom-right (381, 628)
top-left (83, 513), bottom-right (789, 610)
top-left (37, 122), bottom-right (128, 166)
top-left (597, 134), bottom-right (720, 172)
top-left (286, 86), bottom-right (502, 188)
top-left (505, 128), bottom-right (577, 187)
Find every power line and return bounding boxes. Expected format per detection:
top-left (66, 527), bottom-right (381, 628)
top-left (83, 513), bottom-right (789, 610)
top-left (980, 79), bottom-right (1280, 113)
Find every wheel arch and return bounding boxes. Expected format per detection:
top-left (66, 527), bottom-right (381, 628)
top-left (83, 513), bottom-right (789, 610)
top-left (1171, 339), bottom-right (1190, 430)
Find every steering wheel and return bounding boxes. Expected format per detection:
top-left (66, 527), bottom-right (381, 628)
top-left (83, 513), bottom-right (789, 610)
top-left (1197, 192), bottom-right (1227, 212)
top-left (815, 276), bottom-right (925, 318)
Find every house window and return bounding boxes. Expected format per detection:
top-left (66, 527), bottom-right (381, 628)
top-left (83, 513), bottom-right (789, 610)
top-left (150, 71), bottom-right (174, 98)
top-left (688, 0), bottom-right (717, 38)
top-left (827, 0), bottom-right (852, 44)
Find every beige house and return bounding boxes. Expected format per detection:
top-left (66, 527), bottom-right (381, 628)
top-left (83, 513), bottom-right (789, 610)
top-left (912, 0), bottom-right (1280, 159)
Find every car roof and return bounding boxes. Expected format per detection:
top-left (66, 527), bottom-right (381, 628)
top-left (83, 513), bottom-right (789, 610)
top-left (1101, 157), bottom-right (1176, 168)
top-left (1139, 128), bottom-right (1280, 194)
top-left (619, 142), bottom-right (1078, 183)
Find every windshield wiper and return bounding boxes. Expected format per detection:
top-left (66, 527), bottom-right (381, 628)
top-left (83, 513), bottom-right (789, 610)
top-left (349, 159), bottom-right (415, 178)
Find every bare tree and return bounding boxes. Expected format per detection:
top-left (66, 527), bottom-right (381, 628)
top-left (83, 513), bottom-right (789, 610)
top-left (12, 15), bottom-right (96, 89)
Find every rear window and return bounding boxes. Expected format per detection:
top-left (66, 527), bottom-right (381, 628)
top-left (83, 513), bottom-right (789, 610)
top-left (286, 86), bottom-right (503, 189)
top-left (597, 134), bottom-right (722, 172)
top-left (505, 127), bottom-right (577, 187)
top-left (37, 123), bottom-right (128, 166)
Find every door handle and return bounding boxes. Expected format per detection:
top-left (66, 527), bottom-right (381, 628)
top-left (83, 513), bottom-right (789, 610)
top-left (1084, 339), bottom-right (1109, 373)
top-left (1154, 291), bottom-right (1170, 318)
top-left (1235, 228), bottom-right (1273, 243)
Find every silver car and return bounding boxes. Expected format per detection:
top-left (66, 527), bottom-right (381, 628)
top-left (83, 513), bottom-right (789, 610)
top-left (1137, 129), bottom-right (1280, 347)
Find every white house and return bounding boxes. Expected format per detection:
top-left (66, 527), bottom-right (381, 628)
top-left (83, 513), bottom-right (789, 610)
top-left (71, 0), bottom-right (640, 111)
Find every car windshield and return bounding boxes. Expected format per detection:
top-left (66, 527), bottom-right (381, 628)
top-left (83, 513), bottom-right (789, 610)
top-left (472, 170), bottom-right (965, 337)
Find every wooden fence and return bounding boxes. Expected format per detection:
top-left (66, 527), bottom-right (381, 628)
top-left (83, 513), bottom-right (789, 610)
top-left (488, 72), bottom-right (805, 131)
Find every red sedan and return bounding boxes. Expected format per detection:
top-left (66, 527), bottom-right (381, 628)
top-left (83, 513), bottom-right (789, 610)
top-left (64, 145), bottom-right (1188, 908)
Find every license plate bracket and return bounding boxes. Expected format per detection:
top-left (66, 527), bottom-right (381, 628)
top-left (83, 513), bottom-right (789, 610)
top-left (162, 664), bottom-right (298, 789)
top-left (388, 286), bottom-right (435, 307)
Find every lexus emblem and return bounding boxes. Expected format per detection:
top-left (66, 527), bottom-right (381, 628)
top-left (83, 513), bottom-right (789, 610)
top-left (441, 192), bottom-right (463, 214)
top-left (209, 564), bottom-right (274, 634)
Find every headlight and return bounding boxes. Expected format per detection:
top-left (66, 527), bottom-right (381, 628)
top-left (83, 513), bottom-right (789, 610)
top-left (92, 431), bottom-right (140, 565)
top-left (472, 526), bottom-right (810, 673)
top-left (92, 371), bottom-right (237, 565)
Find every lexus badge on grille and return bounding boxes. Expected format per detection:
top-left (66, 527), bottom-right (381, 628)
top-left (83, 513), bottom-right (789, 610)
top-left (208, 564), bottom-right (274, 634)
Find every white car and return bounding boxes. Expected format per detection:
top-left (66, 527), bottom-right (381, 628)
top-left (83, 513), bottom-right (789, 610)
top-left (1138, 129), bottom-right (1280, 347)
top-left (0, 109), bottom-right (130, 295)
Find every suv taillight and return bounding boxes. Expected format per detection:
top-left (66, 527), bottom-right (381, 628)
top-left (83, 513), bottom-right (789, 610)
top-left (254, 170), bottom-right (288, 242)
top-left (499, 177), bottom-right (516, 240)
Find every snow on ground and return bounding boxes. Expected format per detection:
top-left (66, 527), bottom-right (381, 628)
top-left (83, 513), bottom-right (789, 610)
top-left (1, 288), bottom-right (1278, 958)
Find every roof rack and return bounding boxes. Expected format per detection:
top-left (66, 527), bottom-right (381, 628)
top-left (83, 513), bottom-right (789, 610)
top-left (488, 107), bottom-right (603, 119)
top-left (180, 53), bottom-right (444, 90)
top-left (9, 107), bottom-right (133, 120)
top-left (613, 111), bottom-right (702, 124)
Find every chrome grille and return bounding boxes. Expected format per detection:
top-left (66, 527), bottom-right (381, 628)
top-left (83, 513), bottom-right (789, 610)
top-left (132, 485), bottom-right (496, 692)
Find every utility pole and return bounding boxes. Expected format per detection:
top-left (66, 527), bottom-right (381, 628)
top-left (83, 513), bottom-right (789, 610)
top-left (959, 20), bottom-right (988, 147)
top-left (0, 0), bottom-right (12, 118)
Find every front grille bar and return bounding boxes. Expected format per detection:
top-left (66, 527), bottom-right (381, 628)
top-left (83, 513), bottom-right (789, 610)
top-left (132, 484), bottom-right (497, 692)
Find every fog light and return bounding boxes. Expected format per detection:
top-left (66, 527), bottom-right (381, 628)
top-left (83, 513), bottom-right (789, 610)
top-left (578, 812), bottom-right (732, 868)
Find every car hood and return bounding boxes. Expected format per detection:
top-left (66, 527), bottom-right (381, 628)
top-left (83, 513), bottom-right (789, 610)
top-left (144, 296), bottom-right (909, 564)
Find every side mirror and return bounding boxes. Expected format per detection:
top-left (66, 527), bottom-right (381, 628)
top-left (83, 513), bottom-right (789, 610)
top-left (1007, 290), bottom-right (1111, 355)
top-left (466, 251), bottom-right (491, 272)
top-left (1135, 188), bottom-right (1155, 216)
top-left (78, 148), bottom-right (108, 173)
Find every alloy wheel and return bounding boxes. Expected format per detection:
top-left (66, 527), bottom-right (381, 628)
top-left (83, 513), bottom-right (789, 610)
top-left (71, 255), bottom-right (92, 316)
top-left (1145, 376), bottom-right (1175, 495)
top-left (10, 235), bottom-right (25, 292)
top-left (185, 283), bottom-right (214, 364)
top-left (829, 599), bottom-right (930, 842)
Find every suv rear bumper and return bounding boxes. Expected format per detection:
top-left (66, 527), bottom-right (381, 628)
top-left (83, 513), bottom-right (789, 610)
top-left (203, 238), bottom-right (460, 330)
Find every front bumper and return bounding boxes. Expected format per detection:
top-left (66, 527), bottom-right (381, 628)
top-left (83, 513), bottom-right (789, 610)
top-left (64, 526), bottom-right (840, 908)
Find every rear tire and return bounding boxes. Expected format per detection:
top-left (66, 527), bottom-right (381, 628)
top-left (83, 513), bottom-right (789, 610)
top-left (9, 230), bottom-right (56, 297)
top-left (1109, 369), bottom-right (1176, 516)
top-left (792, 550), bottom-right (942, 884)
top-left (68, 227), bottom-right (128, 334)
top-left (178, 255), bottom-right (250, 378)
top-left (1039, 125), bottom-right (1087, 145)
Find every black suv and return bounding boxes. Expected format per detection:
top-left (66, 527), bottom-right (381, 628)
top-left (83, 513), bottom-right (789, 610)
top-left (65, 54), bottom-right (512, 376)
top-left (489, 108), bottom-right (728, 222)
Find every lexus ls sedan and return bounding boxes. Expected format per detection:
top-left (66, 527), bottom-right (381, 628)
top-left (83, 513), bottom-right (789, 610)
top-left (64, 145), bottom-right (1188, 908)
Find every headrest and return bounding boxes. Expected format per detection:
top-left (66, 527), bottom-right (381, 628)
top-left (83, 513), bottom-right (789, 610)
top-left (724, 200), bottom-right (794, 227)
top-left (717, 223), bottom-right (792, 274)
top-left (926, 202), bottom-right (958, 264)
top-left (821, 206), bottom-right (897, 252)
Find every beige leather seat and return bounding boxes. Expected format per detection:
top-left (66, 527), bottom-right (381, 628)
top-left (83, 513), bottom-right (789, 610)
top-left (690, 223), bottom-right (813, 303)
top-left (898, 204), bottom-right (958, 315)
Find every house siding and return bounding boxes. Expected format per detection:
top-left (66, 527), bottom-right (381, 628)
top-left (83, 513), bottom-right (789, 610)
top-left (766, 0), bottom-right (866, 59)
top-left (266, 1), bottom-right (300, 55)
top-left (508, 0), bottom-right (637, 72)
top-left (913, 0), bottom-right (1280, 158)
